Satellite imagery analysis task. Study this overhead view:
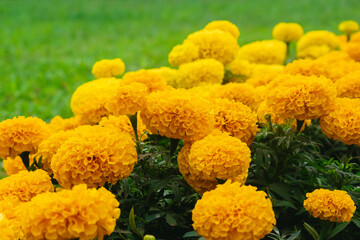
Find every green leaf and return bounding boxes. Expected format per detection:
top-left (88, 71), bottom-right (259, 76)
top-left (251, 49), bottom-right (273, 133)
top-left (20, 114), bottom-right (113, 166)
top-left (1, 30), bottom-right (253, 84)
top-left (328, 222), bottom-right (350, 239)
top-left (144, 212), bottom-right (165, 222)
top-left (269, 183), bottom-right (292, 201)
top-left (183, 231), bottom-right (199, 237)
top-left (286, 230), bottom-right (301, 240)
top-left (165, 213), bottom-right (177, 226)
top-left (352, 219), bottom-right (360, 229)
top-left (303, 222), bottom-right (319, 240)
top-left (129, 207), bottom-right (144, 239)
top-left (274, 200), bottom-right (297, 209)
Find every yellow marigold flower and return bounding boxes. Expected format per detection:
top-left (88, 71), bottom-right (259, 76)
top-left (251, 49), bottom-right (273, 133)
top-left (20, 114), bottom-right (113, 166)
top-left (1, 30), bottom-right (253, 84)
top-left (123, 69), bottom-right (170, 93)
top-left (188, 133), bottom-right (251, 182)
top-left (178, 142), bottom-right (218, 194)
top-left (284, 59), bottom-right (328, 77)
top-left (48, 115), bottom-right (84, 133)
top-left (148, 67), bottom-right (178, 87)
top-left (225, 59), bottom-right (252, 82)
top-left (350, 31), bottom-right (360, 42)
top-left (176, 59), bottom-right (224, 88)
top-left (192, 181), bottom-right (276, 240)
top-left (246, 69), bottom-right (283, 87)
top-left (250, 63), bottom-right (284, 77)
top-left (0, 213), bottom-right (19, 240)
top-left (141, 89), bottom-right (214, 141)
top-left (297, 45), bottom-right (331, 59)
top-left (320, 98), bottom-right (360, 145)
top-left (3, 154), bottom-right (35, 175)
top-left (0, 169), bottom-right (53, 202)
top-left (21, 184), bottom-right (120, 240)
top-left (105, 82), bottom-right (148, 116)
top-left (325, 59), bottom-right (360, 81)
top-left (266, 74), bottom-right (337, 120)
top-left (0, 116), bottom-right (50, 159)
top-left (272, 22), bottom-right (304, 42)
top-left (0, 198), bottom-right (24, 239)
top-left (51, 125), bottom-right (137, 189)
top-left (185, 29), bottom-right (239, 64)
top-left (346, 41), bottom-right (360, 61)
top-left (204, 20), bottom-right (240, 39)
top-left (297, 31), bottom-right (339, 58)
top-left (99, 115), bottom-right (148, 141)
top-left (186, 84), bottom-right (221, 99)
top-left (210, 83), bottom-right (258, 111)
top-left (237, 39), bottom-right (287, 65)
top-left (304, 189), bottom-right (356, 222)
top-left (335, 70), bottom-right (360, 98)
top-left (92, 58), bottom-right (125, 79)
top-left (70, 78), bottom-right (120, 124)
top-left (212, 98), bottom-right (258, 145)
top-left (339, 20), bottom-right (359, 35)
top-left (168, 42), bottom-right (199, 67)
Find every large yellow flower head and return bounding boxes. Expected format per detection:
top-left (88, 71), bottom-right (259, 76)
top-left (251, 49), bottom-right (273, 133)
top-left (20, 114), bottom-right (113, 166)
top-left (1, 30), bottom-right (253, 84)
top-left (70, 78), bottom-right (120, 124)
top-left (21, 184), bottom-right (120, 240)
top-left (338, 20), bottom-right (359, 35)
top-left (212, 98), bottom-right (258, 145)
top-left (0, 213), bottom-right (19, 240)
top-left (335, 70), bottom-right (360, 98)
top-left (123, 69), bottom-right (170, 93)
top-left (3, 154), bottom-right (34, 176)
top-left (168, 42), bottom-right (200, 67)
top-left (148, 67), bottom-right (178, 87)
top-left (0, 169), bottom-right (53, 202)
top-left (47, 115), bottom-right (84, 133)
top-left (297, 31), bottom-right (340, 58)
top-left (188, 132), bottom-right (251, 181)
top-left (176, 59), bottom-right (224, 88)
top-left (272, 22), bottom-right (304, 42)
top-left (284, 59), bottom-right (328, 77)
top-left (225, 59), bottom-right (253, 82)
top-left (236, 39), bottom-right (287, 65)
top-left (51, 125), bottom-right (137, 189)
top-left (140, 89), bottom-right (214, 141)
top-left (304, 189), bottom-right (356, 222)
top-left (0, 198), bottom-right (24, 239)
top-left (346, 41), bottom-right (360, 61)
top-left (204, 20), bottom-right (240, 40)
top-left (105, 82), bottom-right (148, 116)
top-left (320, 98), bottom-right (360, 145)
top-left (266, 74), bottom-right (337, 120)
top-left (0, 116), bottom-right (50, 159)
top-left (184, 29), bottom-right (239, 64)
top-left (210, 83), bottom-right (258, 111)
top-left (99, 115), bottom-right (149, 141)
top-left (91, 58), bottom-right (125, 79)
top-left (192, 181), bottom-right (276, 240)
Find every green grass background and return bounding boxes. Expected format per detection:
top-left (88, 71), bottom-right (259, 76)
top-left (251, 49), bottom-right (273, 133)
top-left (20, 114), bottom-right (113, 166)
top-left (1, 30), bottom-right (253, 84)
top-left (0, 0), bottom-right (360, 177)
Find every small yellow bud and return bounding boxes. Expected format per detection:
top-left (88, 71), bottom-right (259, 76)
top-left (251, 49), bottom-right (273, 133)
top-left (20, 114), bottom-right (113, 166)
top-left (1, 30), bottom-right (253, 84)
top-left (143, 235), bottom-right (156, 240)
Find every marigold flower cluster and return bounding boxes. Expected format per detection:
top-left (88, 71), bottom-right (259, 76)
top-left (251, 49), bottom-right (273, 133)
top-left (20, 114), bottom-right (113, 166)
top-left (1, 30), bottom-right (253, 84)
top-left (168, 42), bottom-right (200, 67)
top-left (123, 69), bottom-right (170, 93)
top-left (0, 116), bottom-right (50, 159)
top-left (92, 58), bottom-right (126, 78)
top-left (20, 184), bottom-right (120, 240)
top-left (140, 89), bottom-right (214, 141)
top-left (176, 59), bottom-right (224, 88)
top-left (212, 98), bottom-right (258, 145)
top-left (304, 189), bottom-right (356, 222)
top-left (51, 125), bottom-right (137, 188)
top-left (192, 181), bottom-right (276, 240)
top-left (320, 98), bottom-right (360, 145)
top-left (0, 169), bottom-right (53, 202)
top-left (266, 74), bottom-right (337, 120)
top-left (272, 22), bottom-right (304, 42)
top-left (236, 39), bottom-right (287, 65)
top-left (70, 78), bottom-right (120, 124)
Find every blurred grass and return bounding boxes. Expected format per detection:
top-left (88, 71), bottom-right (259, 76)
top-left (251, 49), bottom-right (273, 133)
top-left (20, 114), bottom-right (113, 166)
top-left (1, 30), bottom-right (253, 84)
top-left (0, 0), bottom-right (360, 177)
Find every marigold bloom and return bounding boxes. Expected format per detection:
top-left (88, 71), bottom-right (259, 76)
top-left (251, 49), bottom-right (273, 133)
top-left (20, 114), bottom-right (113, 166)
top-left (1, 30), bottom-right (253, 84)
top-left (297, 31), bottom-right (339, 58)
top-left (210, 83), bottom-right (258, 111)
top-left (185, 29), bottom-right (239, 64)
top-left (225, 59), bottom-right (253, 82)
top-left (338, 20), bottom-right (359, 35)
top-left (250, 63), bottom-right (284, 77)
top-left (148, 67), bottom-right (178, 87)
top-left (346, 42), bottom-right (360, 61)
top-left (272, 22), bottom-right (304, 42)
top-left (246, 69), bottom-right (283, 87)
top-left (21, 184), bottom-right (120, 240)
top-left (212, 98), bottom-right (258, 145)
top-left (48, 115), bottom-right (84, 133)
top-left (335, 70), bottom-right (360, 98)
top-left (192, 181), bottom-right (276, 240)
top-left (304, 189), bottom-right (356, 222)
top-left (0, 214), bottom-right (19, 240)
top-left (70, 78), bottom-right (120, 124)
top-left (92, 58), bottom-right (125, 78)
top-left (266, 74), bottom-right (337, 120)
top-left (0, 169), bottom-right (53, 202)
top-left (284, 59), bottom-right (328, 77)
top-left (176, 59), bottom-right (224, 88)
top-left (140, 89), bottom-right (214, 141)
top-left (105, 82), bottom-right (148, 116)
top-left (168, 42), bottom-right (199, 67)
top-left (350, 31), bottom-right (360, 42)
top-left (297, 45), bottom-right (331, 59)
top-left (0, 198), bottom-right (24, 239)
top-left (188, 133), bottom-right (251, 181)
top-left (236, 39), bottom-right (287, 65)
top-left (51, 125), bottom-right (137, 189)
top-left (0, 116), bottom-right (50, 159)
top-left (3, 154), bottom-right (34, 175)
top-left (320, 98), bottom-right (360, 145)
top-left (204, 20), bottom-right (240, 39)
top-left (123, 69), bottom-right (169, 93)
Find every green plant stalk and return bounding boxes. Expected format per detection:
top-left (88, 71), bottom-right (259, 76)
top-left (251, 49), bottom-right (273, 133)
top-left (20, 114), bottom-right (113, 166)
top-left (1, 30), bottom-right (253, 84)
top-left (318, 220), bottom-right (334, 240)
top-left (284, 41), bottom-right (291, 65)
